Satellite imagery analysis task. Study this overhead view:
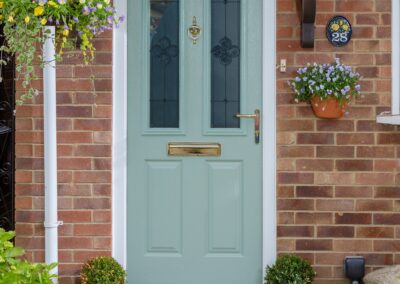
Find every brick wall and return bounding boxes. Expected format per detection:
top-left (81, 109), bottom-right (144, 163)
top-left (277, 0), bottom-right (398, 282)
top-left (15, 32), bottom-right (113, 283)
top-left (11, 0), bottom-right (399, 283)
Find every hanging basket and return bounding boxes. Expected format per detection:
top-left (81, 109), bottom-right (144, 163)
top-left (311, 96), bottom-right (348, 119)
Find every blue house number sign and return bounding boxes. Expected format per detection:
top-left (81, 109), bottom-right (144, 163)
top-left (326, 16), bottom-right (352, 47)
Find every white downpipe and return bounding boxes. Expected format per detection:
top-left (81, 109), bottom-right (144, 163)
top-left (392, 0), bottom-right (400, 115)
top-left (43, 26), bottom-right (61, 280)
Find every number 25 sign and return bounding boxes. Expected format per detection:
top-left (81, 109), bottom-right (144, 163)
top-left (326, 16), bottom-right (352, 47)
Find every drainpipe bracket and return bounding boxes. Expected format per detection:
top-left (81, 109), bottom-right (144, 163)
top-left (44, 221), bottom-right (63, 228)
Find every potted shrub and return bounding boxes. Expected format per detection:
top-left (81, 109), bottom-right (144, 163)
top-left (289, 58), bottom-right (361, 119)
top-left (265, 255), bottom-right (315, 284)
top-left (0, 0), bottom-right (124, 105)
top-left (0, 228), bottom-right (57, 283)
top-left (80, 256), bottom-right (126, 284)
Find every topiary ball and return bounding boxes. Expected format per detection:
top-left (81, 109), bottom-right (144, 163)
top-left (265, 255), bottom-right (315, 284)
top-left (80, 256), bottom-right (126, 284)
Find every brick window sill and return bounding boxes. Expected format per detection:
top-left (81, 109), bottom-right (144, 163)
top-left (376, 112), bottom-right (400, 125)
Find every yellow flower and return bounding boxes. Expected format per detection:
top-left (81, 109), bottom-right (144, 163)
top-left (63, 29), bottom-right (69, 36)
top-left (7, 15), bottom-right (13, 23)
top-left (0, 2), bottom-right (4, 9)
top-left (47, 1), bottom-right (58, 7)
top-left (24, 16), bottom-right (30, 23)
top-left (41, 18), bottom-right (47, 25)
top-left (0, 15), bottom-right (3, 21)
top-left (34, 6), bottom-right (44, 16)
top-left (104, 0), bottom-right (110, 5)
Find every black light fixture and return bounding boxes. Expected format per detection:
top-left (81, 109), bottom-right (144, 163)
top-left (301, 0), bottom-right (316, 48)
top-left (344, 256), bottom-right (365, 284)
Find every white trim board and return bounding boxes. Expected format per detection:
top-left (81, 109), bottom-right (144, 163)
top-left (376, 0), bottom-right (400, 125)
top-left (112, 0), bottom-right (277, 275)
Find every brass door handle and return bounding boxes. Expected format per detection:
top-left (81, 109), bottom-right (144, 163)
top-left (235, 109), bottom-right (260, 144)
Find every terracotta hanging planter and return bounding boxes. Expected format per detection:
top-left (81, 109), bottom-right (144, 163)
top-left (311, 96), bottom-right (348, 119)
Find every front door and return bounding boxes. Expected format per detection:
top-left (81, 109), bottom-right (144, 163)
top-left (127, 0), bottom-right (262, 283)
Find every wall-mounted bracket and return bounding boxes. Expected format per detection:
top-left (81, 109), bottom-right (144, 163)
top-left (301, 0), bottom-right (316, 48)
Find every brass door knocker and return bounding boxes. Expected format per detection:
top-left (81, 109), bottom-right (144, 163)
top-left (188, 16), bottom-right (201, 44)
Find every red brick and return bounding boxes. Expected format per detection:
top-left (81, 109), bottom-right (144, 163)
top-left (316, 120), bottom-right (354, 132)
top-left (74, 119), bottom-right (111, 131)
top-left (316, 146), bottom-right (354, 158)
top-left (278, 172), bottom-right (314, 184)
top-left (296, 240), bottom-right (332, 251)
top-left (296, 159), bottom-right (334, 171)
top-left (333, 240), bottom-right (373, 252)
top-left (335, 213), bottom-right (372, 224)
top-left (316, 200), bottom-right (354, 211)
top-left (335, 186), bottom-right (373, 198)
top-left (337, 133), bottom-right (375, 145)
top-left (357, 146), bottom-right (395, 158)
top-left (355, 173), bottom-right (395, 186)
top-left (356, 227), bottom-right (394, 238)
top-left (277, 199), bottom-right (315, 211)
top-left (297, 133), bottom-right (334, 144)
top-left (74, 224), bottom-right (111, 236)
top-left (374, 241), bottom-right (400, 252)
top-left (296, 213), bottom-right (333, 225)
top-left (335, 160), bottom-right (373, 171)
top-left (277, 226), bottom-right (314, 237)
top-left (317, 226), bottom-right (354, 238)
top-left (375, 187), bottom-right (400, 198)
top-left (278, 146), bottom-right (314, 158)
top-left (374, 214), bottom-right (400, 225)
top-left (73, 198), bottom-right (111, 210)
top-left (356, 200), bottom-right (393, 211)
top-left (277, 120), bottom-right (314, 131)
top-left (296, 186), bottom-right (333, 198)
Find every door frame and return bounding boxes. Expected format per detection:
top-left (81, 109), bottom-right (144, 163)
top-left (112, 0), bottom-right (277, 276)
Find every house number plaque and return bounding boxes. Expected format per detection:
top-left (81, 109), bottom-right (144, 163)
top-left (326, 16), bottom-right (352, 47)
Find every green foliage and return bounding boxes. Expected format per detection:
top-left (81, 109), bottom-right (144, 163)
top-left (289, 58), bottom-right (361, 104)
top-left (265, 255), bottom-right (315, 284)
top-left (0, 228), bottom-right (57, 284)
top-left (0, 0), bottom-right (123, 104)
top-left (80, 256), bottom-right (126, 284)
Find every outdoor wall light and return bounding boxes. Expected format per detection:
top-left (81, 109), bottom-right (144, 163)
top-left (301, 0), bottom-right (316, 48)
top-left (344, 256), bottom-right (365, 284)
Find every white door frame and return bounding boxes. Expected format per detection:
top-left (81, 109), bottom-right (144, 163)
top-left (112, 0), bottom-right (276, 274)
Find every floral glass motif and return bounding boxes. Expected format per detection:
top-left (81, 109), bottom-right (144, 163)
top-left (150, 0), bottom-right (180, 128)
top-left (212, 37), bottom-right (240, 66)
top-left (211, 0), bottom-right (241, 128)
top-left (151, 37), bottom-right (178, 65)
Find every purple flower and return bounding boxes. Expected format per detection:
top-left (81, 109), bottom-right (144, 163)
top-left (295, 77), bottom-right (301, 82)
top-left (327, 89), bottom-right (333, 95)
top-left (355, 85), bottom-right (361, 91)
top-left (82, 6), bottom-right (90, 15)
top-left (73, 17), bottom-right (79, 23)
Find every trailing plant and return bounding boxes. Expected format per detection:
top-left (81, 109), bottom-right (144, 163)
top-left (265, 255), bottom-right (315, 284)
top-left (0, 0), bottom-right (124, 104)
top-left (289, 58), bottom-right (361, 104)
top-left (0, 228), bottom-right (57, 283)
top-left (80, 256), bottom-right (126, 284)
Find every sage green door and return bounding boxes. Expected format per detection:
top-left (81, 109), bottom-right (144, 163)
top-left (127, 0), bottom-right (262, 283)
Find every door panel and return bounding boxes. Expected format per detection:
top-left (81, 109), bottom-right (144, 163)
top-left (128, 0), bottom-right (262, 283)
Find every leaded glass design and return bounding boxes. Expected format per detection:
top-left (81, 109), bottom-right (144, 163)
top-left (150, 0), bottom-right (179, 128)
top-left (211, 0), bottom-right (241, 128)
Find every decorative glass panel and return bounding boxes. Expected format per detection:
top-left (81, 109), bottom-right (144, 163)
top-left (211, 0), bottom-right (241, 128)
top-left (150, 0), bottom-right (179, 128)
